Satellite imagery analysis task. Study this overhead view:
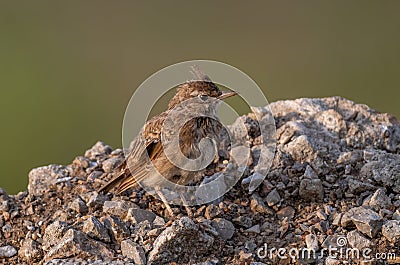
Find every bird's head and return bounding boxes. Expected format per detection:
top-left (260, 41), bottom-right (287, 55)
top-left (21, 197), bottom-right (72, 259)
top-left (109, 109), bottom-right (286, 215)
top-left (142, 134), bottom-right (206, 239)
top-left (168, 66), bottom-right (237, 110)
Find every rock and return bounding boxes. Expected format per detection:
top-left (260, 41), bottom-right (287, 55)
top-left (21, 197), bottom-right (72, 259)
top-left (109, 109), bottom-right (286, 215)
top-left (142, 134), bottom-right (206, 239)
top-left (72, 155), bottom-right (91, 169)
top-left (321, 235), bottom-right (346, 249)
top-left (316, 210), bottom-right (328, 221)
top-left (103, 200), bottom-right (137, 219)
top-left (379, 208), bottom-right (393, 219)
top-left (325, 257), bottom-right (341, 265)
top-left (148, 228), bottom-right (163, 238)
top-left (232, 216), bottom-right (253, 228)
top-left (102, 157), bottom-right (123, 173)
top-left (244, 240), bottom-right (257, 252)
top-left (87, 192), bottom-right (109, 210)
top-left (382, 220), bottom-right (400, 243)
top-left (44, 229), bottom-right (113, 261)
top-left (82, 216), bottom-right (110, 242)
top-left (69, 197), bottom-right (88, 214)
top-left (305, 234), bottom-right (319, 251)
top-left (49, 209), bottom-right (70, 223)
top-left (341, 206), bottom-right (382, 237)
top-left (204, 204), bottom-right (222, 220)
top-left (87, 170), bottom-right (103, 182)
top-left (360, 155), bottom-right (400, 193)
top-left (84, 141), bottom-right (112, 159)
top-left (260, 179), bottom-right (274, 195)
top-left (346, 230), bottom-right (372, 250)
top-left (279, 217), bottom-right (290, 237)
top-left (2, 223), bottom-right (12, 238)
top-left (124, 208), bottom-right (157, 224)
top-left (265, 189), bottom-right (281, 206)
top-left (276, 206), bottom-right (295, 220)
top-left (303, 165), bottom-right (318, 179)
top-left (193, 260), bottom-right (220, 265)
top-left (153, 215), bottom-right (166, 227)
top-left (238, 250), bottom-right (253, 261)
top-left (285, 135), bottom-right (317, 163)
top-left (44, 259), bottom-right (134, 265)
top-left (211, 218), bottom-right (235, 240)
top-left (0, 199), bottom-right (10, 213)
top-left (324, 204), bottom-right (335, 215)
top-left (18, 238), bottom-right (43, 263)
top-left (368, 188), bottom-right (391, 211)
top-left (121, 239), bottom-right (146, 265)
top-left (148, 217), bottom-right (214, 264)
top-left (250, 193), bottom-right (273, 214)
top-left (102, 216), bottom-right (130, 243)
top-left (347, 177), bottom-right (376, 194)
top-left (0, 245), bottom-right (17, 258)
top-left (314, 221), bottom-right (329, 234)
top-left (42, 221), bottom-right (68, 251)
top-left (28, 165), bottom-right (70, 196)
top-left (332, 213), bottom-right (343, 226)
top-left (242, 172), bottom-right (266, 193)
top-left (245, 224), bottom-right (260, 234)
top-left (393, 210), bottom-right (400, 221)
top-left (387, 257), bottom-right (400, 265)
top-left (340, 212), bottom-right (353, 227)
top-left (337, 151), bottom-right (363, 165)
top-left (299, 179), bottom-right (324, 202)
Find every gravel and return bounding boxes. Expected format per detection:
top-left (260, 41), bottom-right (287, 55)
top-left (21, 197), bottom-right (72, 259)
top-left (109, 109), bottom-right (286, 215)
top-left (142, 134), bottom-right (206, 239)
top-left (0, 97), bottom-right (399, 264)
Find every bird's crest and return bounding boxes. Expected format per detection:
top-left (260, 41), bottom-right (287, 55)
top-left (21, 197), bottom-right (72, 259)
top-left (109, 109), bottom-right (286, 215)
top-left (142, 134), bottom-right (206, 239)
top-left (190, 65), bottom-right (212, 82)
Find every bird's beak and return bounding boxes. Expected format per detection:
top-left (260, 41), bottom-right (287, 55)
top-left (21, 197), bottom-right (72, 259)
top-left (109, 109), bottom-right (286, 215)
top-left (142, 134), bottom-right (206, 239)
top-left (217, 91), bottom-right (238, 100)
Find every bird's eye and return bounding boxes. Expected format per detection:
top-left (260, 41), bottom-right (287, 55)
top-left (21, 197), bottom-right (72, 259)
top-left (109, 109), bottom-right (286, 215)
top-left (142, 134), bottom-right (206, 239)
top-left (199, 95), bottom-right (208, 101)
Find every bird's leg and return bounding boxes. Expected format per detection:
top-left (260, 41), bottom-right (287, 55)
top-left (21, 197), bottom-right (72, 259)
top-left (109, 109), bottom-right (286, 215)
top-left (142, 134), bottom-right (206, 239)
top-left (180, 193), bottom-right (193, 218)
top-left (155, 186), bottom-right (193, 218)
top-left (155, 186), bottom-right (175, 218)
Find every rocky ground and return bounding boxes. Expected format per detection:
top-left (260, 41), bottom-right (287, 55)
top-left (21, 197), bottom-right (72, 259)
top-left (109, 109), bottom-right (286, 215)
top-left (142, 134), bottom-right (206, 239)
top-left (1, 96), bottom-right (400, 265)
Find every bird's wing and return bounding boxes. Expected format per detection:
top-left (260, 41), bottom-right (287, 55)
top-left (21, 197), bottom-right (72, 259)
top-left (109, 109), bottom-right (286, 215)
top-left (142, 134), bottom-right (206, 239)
top-left (115, 138), bottom-right (161, 193)
top-left (98, 113), bottom-right (167, 194)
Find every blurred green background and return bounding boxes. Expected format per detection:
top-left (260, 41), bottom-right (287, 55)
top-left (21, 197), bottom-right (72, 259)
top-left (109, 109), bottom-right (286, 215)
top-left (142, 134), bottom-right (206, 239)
top-left (1, 1), bottom-right (399, 194)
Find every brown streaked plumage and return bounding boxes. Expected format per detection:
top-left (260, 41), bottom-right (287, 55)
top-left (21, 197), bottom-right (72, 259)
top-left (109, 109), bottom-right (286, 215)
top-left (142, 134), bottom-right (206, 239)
top-left (98, 68), bottom-right (237, 202)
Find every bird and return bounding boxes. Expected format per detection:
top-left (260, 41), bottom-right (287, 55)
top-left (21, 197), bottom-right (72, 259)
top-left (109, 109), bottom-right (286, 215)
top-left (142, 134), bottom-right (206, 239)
top-left (98, 66), bottom-right (237, 216)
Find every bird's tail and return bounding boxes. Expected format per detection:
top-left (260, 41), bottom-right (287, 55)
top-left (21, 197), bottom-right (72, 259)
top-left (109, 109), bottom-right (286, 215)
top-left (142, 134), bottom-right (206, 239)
top-left (97, 170), bottom-right (127, 194)
top-left (98, 161), bottom-right (144, 194)
top-left (98, 159), bottom-right (129, 194)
